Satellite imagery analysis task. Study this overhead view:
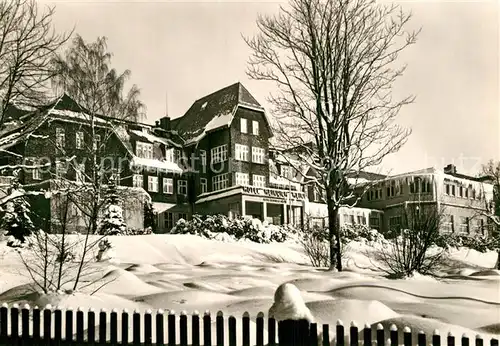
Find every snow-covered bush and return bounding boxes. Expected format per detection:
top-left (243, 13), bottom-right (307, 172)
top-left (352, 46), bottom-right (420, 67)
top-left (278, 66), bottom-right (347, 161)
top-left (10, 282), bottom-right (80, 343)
top-left (2, 180), bottom-right (35, 245)
top-left (99, 182), bottom-right (127, 235)
top-left (169, 214), bottom-right (295, 243)
top-left (436, 232), bottom-right (498, 253)
top-left (124, 227), bottom-right (153, 235)
top-left (96, 238), bottom-right (115, 261)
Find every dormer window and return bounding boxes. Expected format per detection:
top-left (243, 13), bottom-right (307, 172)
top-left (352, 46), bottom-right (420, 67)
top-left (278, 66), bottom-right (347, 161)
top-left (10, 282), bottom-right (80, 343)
top-left (252, 120), bottom-right (259, 135)
top-left (136, 141), bottom-right (153, 159)
top-left (280, 165), bottom-right (292, 179)
top-left (165, 148), bottom-right (174, 162)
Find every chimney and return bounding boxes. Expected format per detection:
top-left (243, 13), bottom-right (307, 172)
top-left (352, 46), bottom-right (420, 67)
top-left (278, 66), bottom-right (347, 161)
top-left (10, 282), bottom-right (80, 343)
top-left (444, 164), bottom-right (457, 174)
top-left (159, 116), bottom-right (171, 131)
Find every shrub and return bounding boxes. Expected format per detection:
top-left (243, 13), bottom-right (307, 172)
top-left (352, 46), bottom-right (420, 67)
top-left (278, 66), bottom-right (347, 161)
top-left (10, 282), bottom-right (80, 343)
top-left (169, 214), bottom-right (295, 243)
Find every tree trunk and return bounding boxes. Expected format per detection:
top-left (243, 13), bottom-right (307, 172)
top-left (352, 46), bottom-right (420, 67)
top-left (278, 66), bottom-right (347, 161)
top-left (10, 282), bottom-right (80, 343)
top-left (327, 198), bottom-right (342, 271)
top-left (496, 250), bottom-right (500, 270)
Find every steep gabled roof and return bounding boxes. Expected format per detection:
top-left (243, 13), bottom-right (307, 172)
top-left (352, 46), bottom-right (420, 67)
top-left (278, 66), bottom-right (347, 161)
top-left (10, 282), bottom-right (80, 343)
top-left (171, 82), bottom-right (266, 144)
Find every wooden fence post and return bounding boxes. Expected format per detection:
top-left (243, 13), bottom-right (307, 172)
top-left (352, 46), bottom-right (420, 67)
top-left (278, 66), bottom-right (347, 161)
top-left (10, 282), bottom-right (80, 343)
top-left (376, 324), bottom-right (385, 346)
top-left (203, 311), bottom-right (212, 346)
top-left (0, 303), bottom-right (7, 344)
top-left (323, 324), bottom-right (330, 346)
top-left (349, 321), bottom-right (358, 346)
top-left (99, 308), bottom-right (107, 344)
top-left (433, 330), bottom-right (441, 346)
top-left (403, 327), bottom-right (412, 346)
top-left (461, 334), bottom-right (470, 346)
top-left (363, 323), bottom-right (371, 346)
top-left (155, 309), bottom-right (165, 346)
top-left (256, 312), bottom-right (264, 346)
top-left (417, 330), bottom-right (426, 346)
top-left (228, 315), bottom-right (237, 346)
top-left (268, 317), bottom-right (276, 346)
top-left (336, 320), bottom-right (345, 346)
top-left (390, 324), bottom-right (398, 346)
top-left (121, 309), bottom-right (129, 345)
top-left (10, 303), bottom-right (19, 340)
top-left (88, 307), bottom-right (96, 344)
top-left (54, 306), bottom-right (62, 343)
top-left (144, 309), bottom-right (152, 346)
top-left (216, 311), bottom-right (224, 346)
top-left (110, 308), bottom-right (118, 345)
top-left (242, 312), bottom-right (250, 346)
top-left (447, 331), bottom-right (455, 346)
top-left (192, 311), bottom-right (200, 346)
top-left (168, 310), bottom-right (176, 346)
top-left (180, 311), bottom-right (188, 346)
top-left (133, 309), bottom-right (141, 345)
top-left (22, 304), bottom-right (30, 343)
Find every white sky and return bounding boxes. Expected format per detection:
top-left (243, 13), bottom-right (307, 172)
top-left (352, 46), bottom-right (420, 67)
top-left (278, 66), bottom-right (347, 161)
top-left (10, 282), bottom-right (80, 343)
top-left (40, 0), bottom-right (499, 176)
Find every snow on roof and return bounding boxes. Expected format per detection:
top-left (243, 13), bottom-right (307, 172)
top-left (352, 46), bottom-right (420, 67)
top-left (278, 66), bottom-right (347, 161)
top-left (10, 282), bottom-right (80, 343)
top-left (50, 108), bottom-right (109, 124)
top-left (130, 156), bottom-right (184, 174)
top-left (269, 175), bottom-right (301, 190)
top-left (130, 130), bottom-right (181, 148)
top-left (186, 108), bottom-right (236, 145)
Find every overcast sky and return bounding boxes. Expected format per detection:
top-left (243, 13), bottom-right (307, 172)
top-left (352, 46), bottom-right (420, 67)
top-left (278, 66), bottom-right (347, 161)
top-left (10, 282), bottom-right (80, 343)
top-left (41, 0), bottom-right (498, 176)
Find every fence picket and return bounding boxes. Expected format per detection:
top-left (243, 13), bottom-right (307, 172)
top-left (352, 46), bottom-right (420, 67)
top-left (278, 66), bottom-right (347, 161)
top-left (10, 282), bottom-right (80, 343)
top-left (228, 316), bottom-right (237, 346)
top-left (155, 309), bottom-right (165, 346)
top-left (433, 330), bottom-right (441, 346)
top-left (133, 309), bottom-right (141, 345)
top-left (65, 308), bottom-right (73, 343)
top-left (390, 324), bottom-right (398, 346)
top-left (10, 304), bottom-right (19, 339)
top-left (0, 304), bottom-right (7, 343)
top-left (87, 308), bottom-right (96, 344)
top-left (256, 312), bottom-right (264, 346)
top-left (192, 311), bottom-right (200, 346)
top-left (180, 311), bottom-right (188, 346)
top-left (216, 311), bottom-right (224, 346)
top-left (43, 305), bottom-right (52, 342)
top-left (75, 308), bottom-right (83, 342)
top-left (242, 312), bottom-right (250, 346)
top-left (144, 309), bottom-right (152, 346)
top-left (403, 327), bottom-right (411, 346)
top-left (336, 320), bottom-right (345, 346)
top-left (448, 332), bottom-right (456, 346)
top-left (323, 324), bottom-right (330, 346)
top-left (168, 310), bottom-right (176, 346)
top-left (99, 309), bottom-right (107, 344)
top-left (462, 334), bottom-right (470, 346)
top-left (54, 307), bottom-right (62, 343)
top-left (121, 309), bottom-right (129, 345)
top-left (350, 322), bottom-right (358, 346)
top-left (22, 305), bottom-right (30, 341)
top-left (376, 324), bottom-right (384, 346)
top-left (110, 309), bottom-right (118, 345)
top-left (491, 338), bottom-right (499, 346)
top-left (310, 322), bottom-right (319, 346)
top-left (203, 311), bottom-right (212, 346)
top-left (476, 335), bottom-right (484, 346)
top-left (268, 317), bottom-right (276, 346)
top-left (417, 331), bottom-right (426, 346)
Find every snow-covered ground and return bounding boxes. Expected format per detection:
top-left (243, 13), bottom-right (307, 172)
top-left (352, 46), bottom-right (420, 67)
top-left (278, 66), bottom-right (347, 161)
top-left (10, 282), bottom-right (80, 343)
top-left (0, 234), bottom-right (498, 344)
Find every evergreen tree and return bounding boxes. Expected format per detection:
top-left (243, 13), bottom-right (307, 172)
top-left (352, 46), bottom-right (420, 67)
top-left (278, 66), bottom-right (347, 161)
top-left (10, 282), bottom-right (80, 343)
top-left (99, 181), bottom-right (127, 235)
top-left (2, 180), bottom-right (35, 243)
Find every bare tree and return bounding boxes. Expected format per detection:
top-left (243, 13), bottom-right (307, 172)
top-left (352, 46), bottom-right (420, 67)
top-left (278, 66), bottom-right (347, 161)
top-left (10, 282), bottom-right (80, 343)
top-left (480, 160), bottom-right (500, 269)
top-left (373, 201), bottom-right (446, 278)
top-left (244, 0), bottom-right (419, 271)
top-left (0, 0), bottom-right (70, 128)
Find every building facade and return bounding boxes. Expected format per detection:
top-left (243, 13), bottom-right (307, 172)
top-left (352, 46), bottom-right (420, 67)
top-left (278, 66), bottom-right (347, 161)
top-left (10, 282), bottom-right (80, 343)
top-left (0, 83), bottom-right (494, 236)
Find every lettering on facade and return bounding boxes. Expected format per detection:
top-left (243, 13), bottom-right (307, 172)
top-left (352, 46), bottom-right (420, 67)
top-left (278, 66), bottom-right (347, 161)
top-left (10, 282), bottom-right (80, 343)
top-left (242, 185), bottom-right (305, 200)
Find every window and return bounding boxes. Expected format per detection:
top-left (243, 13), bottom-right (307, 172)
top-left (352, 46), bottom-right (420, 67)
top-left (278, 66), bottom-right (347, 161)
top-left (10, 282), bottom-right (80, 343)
top-left (442, 214), bottom-right (454, 232)
top-left (178, 180), bottom-right (188, 195)
top-left (200, 178), bottom-right (207, 194)
top-left (459, 216), bottom-right (469, 233)
top-left (148, 176), bottom-right (158, 192)
top-left (136, 142), bottom-right (153, 159)
top-left (410, 178), bottom-right (432, 194)
top-left (235, 172), bottom-right (249, 186)
top-left (445, 184), bottom-right (450, 195)
top-left (164, 212), bottom-right (174, 230)
top-left (252, 147), bottom-right (265, 164)
top-left (252, 120), bottom-right (259, 135)
top-left (253, 175), bottom-right (265, 188)
top-left (163, 178), bottom-right (173, 194)
top-left (200, 150), bottom-right (207, 166)
top-left (75, 132), bottom-right (84, 149)
top-left (389, 216), bottom-right (402, 230)
top-left (75, 163), bottom-right (85, 182)
top-left (55, 128), bottom-right (65, 148)
top-left (357, 215), bottom-right (367, 225)
top-left (235, 144), bottom-right (249, 161)
top-left (465, 185), bottom-right (470, 198)
top-left (165, 148), bottom-right (174, 163)
top-left (240, 118), bottom-right (247, 133)
top-left (451, 185), bottom-right (456, 196)
top-left (55, 161), bottom-right (67, 178)
top-left (387, 181), bottom-right (399, 197)
top-left (94, 134), bottom-right (101, 151)
top-left (213, 173), bottom-right (228, 191)
top-left (133, 174), bottom-right (143, 188)
top-left (32, 160), bottom-right (42, 180)
top-left (459, 186), bottom-right (463, 198)
top-left (369, 215), bottom-right (380, 229)
top-left (178, 213), bottom-right (187, 222)
top-left (313, 187), bottom-right (321, 202)
top-left (281, 165), bottom-right (292, 179)
top-left (211, 145), bottom-right (228, 164)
